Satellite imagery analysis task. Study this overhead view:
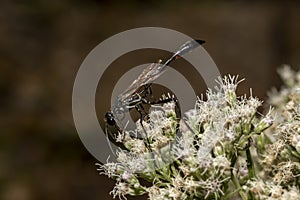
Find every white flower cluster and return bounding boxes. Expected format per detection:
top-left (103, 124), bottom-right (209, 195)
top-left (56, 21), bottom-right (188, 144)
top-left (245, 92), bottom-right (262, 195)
top-left (98, 75), bottom-right (283, 200)
top-left (268, 65), bottom-right (300, 115)
top-left (251, 65), bottom-right (300, 199)
top-left (245, 178), bottom-right (300, 200)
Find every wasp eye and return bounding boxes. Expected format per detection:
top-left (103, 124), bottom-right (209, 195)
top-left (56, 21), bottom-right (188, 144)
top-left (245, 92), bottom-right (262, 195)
top-left (105, 112), bottom-right (116, 126)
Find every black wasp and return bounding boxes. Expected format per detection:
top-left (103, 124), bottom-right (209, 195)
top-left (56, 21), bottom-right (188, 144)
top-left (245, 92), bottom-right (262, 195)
top-left (105, 39), bottom-right (205, 150)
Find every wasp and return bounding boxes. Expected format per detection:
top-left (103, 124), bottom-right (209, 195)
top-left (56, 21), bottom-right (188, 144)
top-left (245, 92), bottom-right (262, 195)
top-left (105, 39), bottom-right (205, 150)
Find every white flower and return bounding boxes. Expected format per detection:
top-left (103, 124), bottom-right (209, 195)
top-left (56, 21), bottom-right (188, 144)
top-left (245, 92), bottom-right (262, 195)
top-left (277, 65), bottom-right (295, 86)
top-left (110, 182), bottom-right (129, 200)
top-left (282, 186), bottom-right (300, 200)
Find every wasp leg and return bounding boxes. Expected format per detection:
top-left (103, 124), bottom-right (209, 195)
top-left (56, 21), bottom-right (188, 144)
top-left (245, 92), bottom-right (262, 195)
top-left (148, 95), bottom-right (180, 167)
top-left (105, 123), bottom-right (117, 156)
top-left (143, 83), bottom-right (153, 97)
top-left (151, 95), bottom-right (178, 125)
top-left (149, 93), bottom-right (181, 122)
top-left (135, 102), bottom-right (160, 170)
top-left (135, 104), bottom-right (152, 152)
top-left (182, 116), bottom-right (196, 135)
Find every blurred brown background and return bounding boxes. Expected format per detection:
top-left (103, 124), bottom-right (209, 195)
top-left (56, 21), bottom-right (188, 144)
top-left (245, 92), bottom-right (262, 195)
top-left (1, 0), bottom-right (300, 200)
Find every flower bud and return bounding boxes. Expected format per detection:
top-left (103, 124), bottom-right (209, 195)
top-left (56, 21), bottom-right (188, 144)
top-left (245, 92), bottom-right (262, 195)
top-left (254, 115), bottom-right (273, 134)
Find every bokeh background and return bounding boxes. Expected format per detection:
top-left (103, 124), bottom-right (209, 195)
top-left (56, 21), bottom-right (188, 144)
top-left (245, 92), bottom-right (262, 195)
top-left (1, 0), bottom-right (300, 199)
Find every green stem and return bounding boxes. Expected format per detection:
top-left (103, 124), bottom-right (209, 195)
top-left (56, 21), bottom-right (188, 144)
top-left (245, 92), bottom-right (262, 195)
top-left (230, 153), bottom-right (247, 200)
top-left (246, 148), bottom-right (255, 200)
top-left (246, 148), bottom-right (255, 179)
top-left (231, 173), bottom-right (247, 200)
top-left (238, 132), bottom-right (255, 148)
top-left (223, 188), bottom-right (242, 200)
top-left (287, 145), bottom-right (300, 159)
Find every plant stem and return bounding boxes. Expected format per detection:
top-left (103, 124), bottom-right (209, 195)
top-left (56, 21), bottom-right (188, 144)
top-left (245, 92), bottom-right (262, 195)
top-left (231, 173), bottom-right (247, 200)
top-left (230, 153), bottom-right (247, 200)
top-left (246, 148), bottom-right (255, 179)
top-left (246, 147), bottom-right (255, 200)
top-left (223, 188), bottom-right (242, 200)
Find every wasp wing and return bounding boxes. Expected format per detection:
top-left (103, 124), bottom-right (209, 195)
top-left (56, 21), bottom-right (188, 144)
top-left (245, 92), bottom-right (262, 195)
top-left (115, 39), bottom-right (205, 108)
